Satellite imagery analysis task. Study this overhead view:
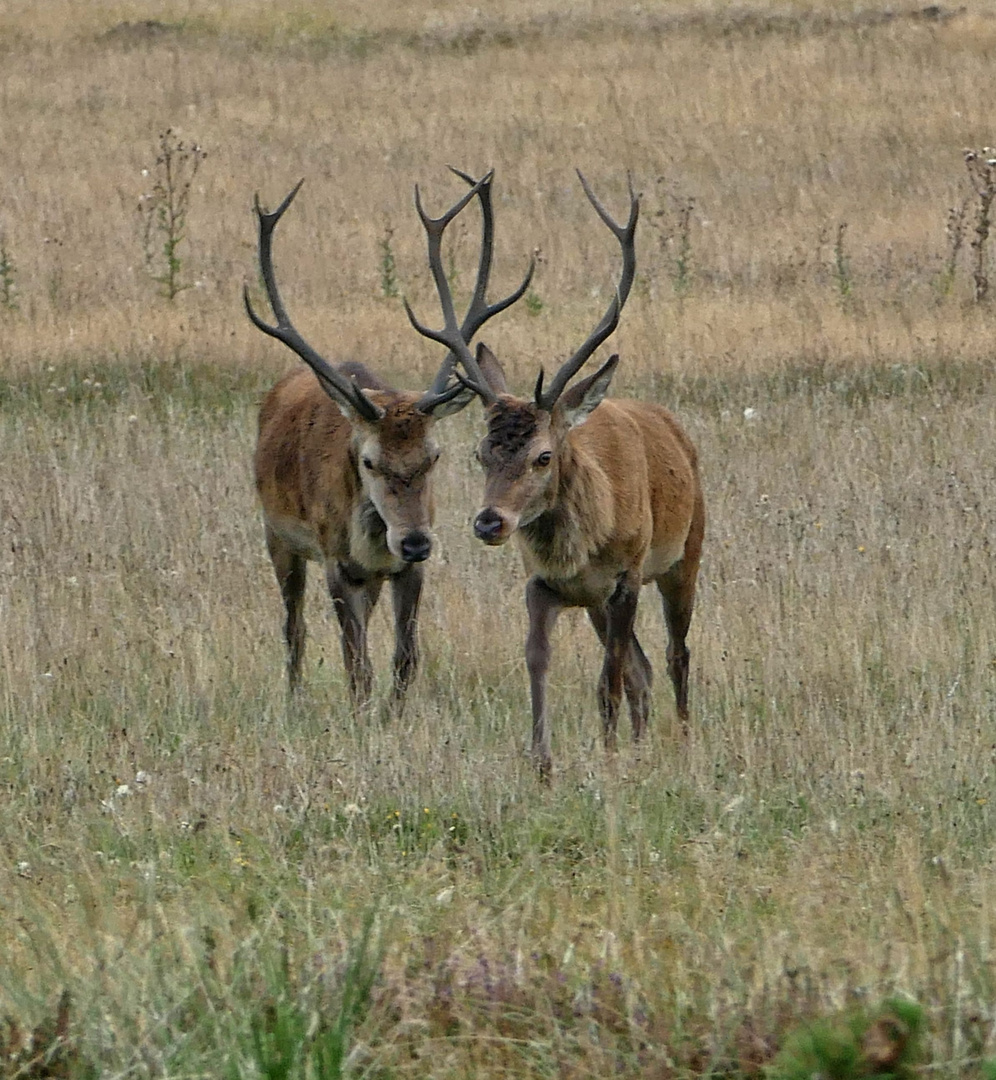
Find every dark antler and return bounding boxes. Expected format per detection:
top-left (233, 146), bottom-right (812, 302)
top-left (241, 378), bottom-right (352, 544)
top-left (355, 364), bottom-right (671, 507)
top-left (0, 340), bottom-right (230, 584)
top-left (407, 169), bottom-right (535, 410)
top-left (244, 181), bottom-right (384, 423)
top-left (536, 172), bottom-right (639, 411)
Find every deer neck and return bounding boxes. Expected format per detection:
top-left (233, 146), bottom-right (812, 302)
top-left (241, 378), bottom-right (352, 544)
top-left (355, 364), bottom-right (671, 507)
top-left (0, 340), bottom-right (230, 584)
top-left (518, 435), bottom-right (613, 581)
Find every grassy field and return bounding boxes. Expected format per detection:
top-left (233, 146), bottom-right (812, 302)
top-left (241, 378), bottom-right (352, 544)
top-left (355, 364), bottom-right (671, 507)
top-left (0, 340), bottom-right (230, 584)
top-left (2, 1), bottom-right (996, 1076)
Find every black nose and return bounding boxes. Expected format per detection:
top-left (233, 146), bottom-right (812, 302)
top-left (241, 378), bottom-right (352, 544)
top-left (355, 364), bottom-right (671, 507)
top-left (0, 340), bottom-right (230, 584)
top-left (474, 509), bottom-right (504, 542)
top-left (400, 531), bottom-right (432, 563)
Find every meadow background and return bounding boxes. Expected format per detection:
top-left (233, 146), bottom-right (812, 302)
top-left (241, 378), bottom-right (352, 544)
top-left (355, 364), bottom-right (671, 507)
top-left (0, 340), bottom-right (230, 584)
top-left (1, 0), bottom-right (995, 1075)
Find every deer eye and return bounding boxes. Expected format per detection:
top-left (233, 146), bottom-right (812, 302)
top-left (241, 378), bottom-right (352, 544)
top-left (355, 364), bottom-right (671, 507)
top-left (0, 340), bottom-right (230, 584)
top-left (535, 451), bottom-right (552, 468)
top-left (362, 457), bottom-right (375, 471)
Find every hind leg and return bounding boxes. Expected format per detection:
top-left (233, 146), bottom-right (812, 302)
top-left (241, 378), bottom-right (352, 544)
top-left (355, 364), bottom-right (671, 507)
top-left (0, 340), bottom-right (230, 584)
top-left (265, 527), bottom-right (308, 692)
top-left (594, 576), bottom-right (642, 752)
top-left (587, 606), bottom-right (654, 740)
top-left (656, 562), bottom-right (699, 730)
top-left (657, 488), bottom-right (704, 729)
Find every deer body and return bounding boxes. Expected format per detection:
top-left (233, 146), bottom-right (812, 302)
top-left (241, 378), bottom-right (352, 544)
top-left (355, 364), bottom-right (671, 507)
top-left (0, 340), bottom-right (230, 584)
top-left (253, 364), bottom-right (464, 704)
top-left (473, 355), bottom-right (704, 776)
top-left (246, 173), bottom-right (531, 706)
top-left (407, 171), bottom-right (704, 776)
top-left (512, 399), bottom-right (700, 601)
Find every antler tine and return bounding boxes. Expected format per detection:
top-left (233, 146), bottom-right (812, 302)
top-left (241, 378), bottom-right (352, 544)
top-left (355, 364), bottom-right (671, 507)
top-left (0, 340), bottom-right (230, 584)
top-left (537, 172), bottom-right (640, 411)
top-left (245, 180), bottom-right (384, 423)
top-left (407, 173), bottom-right (500, 407)
top-left (403, 296), bottom-right (496, 406)
top-left (447, 165), bottom-right (536, 342)
top-left (417, 169), bottom-right (535, 409)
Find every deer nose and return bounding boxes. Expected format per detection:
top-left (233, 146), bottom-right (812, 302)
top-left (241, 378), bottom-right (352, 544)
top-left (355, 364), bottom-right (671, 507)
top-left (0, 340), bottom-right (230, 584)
top-left (400, 530), bottom-right (432, 563)
top-left (474, 509), bottom-right (505, 544)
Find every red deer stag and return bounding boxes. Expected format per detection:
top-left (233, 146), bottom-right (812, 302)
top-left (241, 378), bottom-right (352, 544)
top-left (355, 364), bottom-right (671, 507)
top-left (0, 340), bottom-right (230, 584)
top-left (407, 173), bottom-right (704, 777)
top-left (246, 173), bottom-right (532, 706)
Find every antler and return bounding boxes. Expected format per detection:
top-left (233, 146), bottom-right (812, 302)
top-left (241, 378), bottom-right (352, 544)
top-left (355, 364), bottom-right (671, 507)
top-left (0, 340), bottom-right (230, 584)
top-left (244, 181), bottom-right (385, 423)
top-left (406, 169), bottom-right (535, 409)
top-left (535, 172), bottom-right (640, 412)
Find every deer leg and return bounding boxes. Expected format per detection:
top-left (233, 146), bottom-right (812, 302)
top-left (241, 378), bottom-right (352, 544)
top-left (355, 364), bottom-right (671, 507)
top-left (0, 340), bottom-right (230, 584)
top-left (598, 577), bottom-right (641, 752)
top-left (266, 528), bottom-right (308, 693)
top-left (389, 562), bottom-right (424, 708)
top-left (327, 564), bottom-right (383, 706)
top-left (525, 577), bottom-right (563, 781)
top-left (625, 634), bottom-right (653, 741)
top-left (657, 562), bottom-right (699, 731)
top-left (587, 608), bottom-right (653, 741)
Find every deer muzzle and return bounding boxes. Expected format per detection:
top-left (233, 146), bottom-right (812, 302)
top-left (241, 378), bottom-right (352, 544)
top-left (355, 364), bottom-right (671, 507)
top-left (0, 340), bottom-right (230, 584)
top-left (400, 529), bottom-right (432, 563)
top-left (473, 508), bottom-right (513, 546)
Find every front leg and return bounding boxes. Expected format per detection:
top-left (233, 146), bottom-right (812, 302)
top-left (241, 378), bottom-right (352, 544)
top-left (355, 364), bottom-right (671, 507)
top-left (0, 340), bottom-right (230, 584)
top-left (598, 574), bottom-right (641, 751)
top-left (525, 577), bottom-right (563, 781)
top-left (390, 561), bottom-right (425, 707)
top-left (327, 563), bottom-right (383, 706)
top-left (587, 606), bottom-right (653, 741)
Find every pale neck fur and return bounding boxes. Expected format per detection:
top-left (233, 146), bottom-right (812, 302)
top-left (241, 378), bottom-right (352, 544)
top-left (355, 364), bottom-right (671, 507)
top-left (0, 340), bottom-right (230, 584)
top-left (517, 432), bottom-right (615, 581)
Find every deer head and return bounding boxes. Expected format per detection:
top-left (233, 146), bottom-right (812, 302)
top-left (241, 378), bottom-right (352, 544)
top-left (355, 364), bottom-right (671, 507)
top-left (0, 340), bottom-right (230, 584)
top-left (407, 172), bottom-right (638, 547)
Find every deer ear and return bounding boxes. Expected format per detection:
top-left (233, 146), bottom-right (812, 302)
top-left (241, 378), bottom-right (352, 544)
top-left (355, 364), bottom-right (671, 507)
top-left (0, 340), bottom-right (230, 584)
top-left (557, 354), bottom-right (619, 429)
top-left (475, 342), bottom-right (507, 395)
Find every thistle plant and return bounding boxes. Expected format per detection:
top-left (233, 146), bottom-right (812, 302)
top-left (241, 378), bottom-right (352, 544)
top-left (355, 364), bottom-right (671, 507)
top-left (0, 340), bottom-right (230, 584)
top-left (939, 197), bottom-right (968, 297)
top-left (648, 176), bottom-right (697, 298)
top-left (671, 193), bottom-right (696, 297)
top-left (833, 221), bottom-right (854, 306)
top-left (0, 230), bottom-right (16, 312)
top-left (963, 147), bottom-right (996, 303)
top-left (379, 217), bottom-right (399, 299)
top-left (138, 128), bottom-right (207, 301)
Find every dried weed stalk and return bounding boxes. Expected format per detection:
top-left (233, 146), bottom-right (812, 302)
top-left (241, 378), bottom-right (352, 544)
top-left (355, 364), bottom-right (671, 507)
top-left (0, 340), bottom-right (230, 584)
top-left (963, 147), bottom-right (996, 303)
top-left (137, 128), bottom-right (207, 301)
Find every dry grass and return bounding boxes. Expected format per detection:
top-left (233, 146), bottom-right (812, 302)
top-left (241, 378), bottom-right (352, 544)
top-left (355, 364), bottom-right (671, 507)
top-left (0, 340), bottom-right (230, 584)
top-left (2, 1), bottom-right (996, 1076)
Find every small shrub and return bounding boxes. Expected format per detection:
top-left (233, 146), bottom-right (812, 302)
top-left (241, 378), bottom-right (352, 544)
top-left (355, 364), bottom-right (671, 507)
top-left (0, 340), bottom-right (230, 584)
top-left (525, 290), bottom-right (544, 316)
top-left (225, 912), bottom-right (381, 1080)
top-left (768, 997), bottom-right (924, 1080)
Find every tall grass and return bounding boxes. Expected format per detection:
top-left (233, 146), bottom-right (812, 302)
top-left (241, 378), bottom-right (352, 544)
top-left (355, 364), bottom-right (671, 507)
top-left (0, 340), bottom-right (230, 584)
top-left (1, 1), bottom-right (996, 1075)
